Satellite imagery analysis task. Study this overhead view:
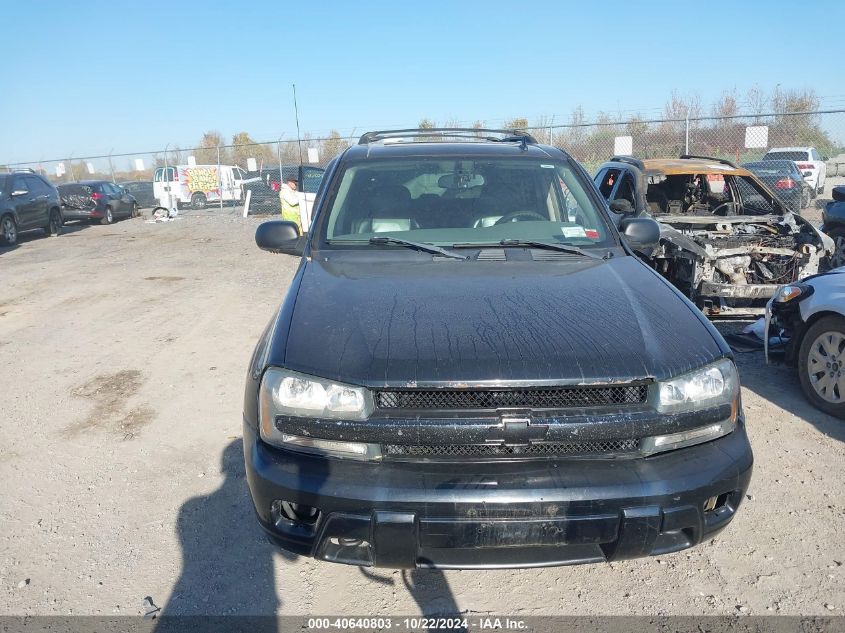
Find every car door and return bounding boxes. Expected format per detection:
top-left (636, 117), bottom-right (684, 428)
top-left (113, 183), bottom-right (134, 216)
top-left (9, 176), bottom-right (40, 229)
top-left (25, 176), bottom-right (51, 226)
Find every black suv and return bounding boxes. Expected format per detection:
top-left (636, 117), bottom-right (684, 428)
top-left (0, 170), bottom-right (63, 246)
top-left (244, 129), bottom-right (753, 569)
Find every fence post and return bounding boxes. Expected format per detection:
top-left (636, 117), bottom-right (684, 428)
top-left (685, 116), bottom-right (690, 155)
top-left (108, 152), bottom-right (115, 183)
top-left (217, 145), bottom-right (222, 211)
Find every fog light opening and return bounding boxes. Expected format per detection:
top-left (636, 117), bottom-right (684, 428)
top-left (271, 500), bottom-right (321, 526)
top-left (703, 492), bottom-right (730, 513)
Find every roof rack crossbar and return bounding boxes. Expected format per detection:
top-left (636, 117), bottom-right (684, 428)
top-left (609, 155), bottom-right (645, 170)
top-left (358, 128), bottom-right (538, 146)
top-left (679, 154), bottom-right (739, 169)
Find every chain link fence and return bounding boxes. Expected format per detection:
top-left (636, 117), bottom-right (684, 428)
top-left (3, 110), bottom-right (844, 219)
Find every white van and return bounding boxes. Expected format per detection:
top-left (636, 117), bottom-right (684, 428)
top-left (153, 164), bottom-right (250, 210)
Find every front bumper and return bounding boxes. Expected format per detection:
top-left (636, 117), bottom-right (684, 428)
top-left (243, 420), bottom-right (753, 569)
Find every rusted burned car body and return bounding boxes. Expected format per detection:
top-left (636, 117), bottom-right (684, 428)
top-left (595, 156), bottom-right (833, 316)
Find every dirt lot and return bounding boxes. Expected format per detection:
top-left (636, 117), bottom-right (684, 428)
top-left (1, 188), bottom-right (844, 618)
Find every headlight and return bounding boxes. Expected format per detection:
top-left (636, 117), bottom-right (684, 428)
top-left (772, 282), bottom-right (813, 304)
top-left (259, 368), bottom-right (378, 458)
top-left (654, 358), bottom-right (739, 415)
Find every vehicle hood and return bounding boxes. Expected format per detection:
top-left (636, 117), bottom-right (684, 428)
top-left (276, 254), bottom-right (724, 386)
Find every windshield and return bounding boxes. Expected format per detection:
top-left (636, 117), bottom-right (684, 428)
top-left (320, 156), bottom-right (613, 247)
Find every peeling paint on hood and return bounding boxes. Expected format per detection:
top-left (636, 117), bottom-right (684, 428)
top-left (272, 254), bottom-right (724, 387)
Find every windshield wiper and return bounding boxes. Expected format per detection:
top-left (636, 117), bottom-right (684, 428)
top-left (366, 236), bottom-right (467, 260)
top-left (452, 239), bottom-right (603, 259)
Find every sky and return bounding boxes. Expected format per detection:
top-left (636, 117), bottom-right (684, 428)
top-left (2, 0), bottom-right (844, 164)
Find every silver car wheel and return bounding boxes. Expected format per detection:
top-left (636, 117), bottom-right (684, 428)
top-left (2, 216), bottom-right (16, 244)
top-left (807, 330), bottom-right (845, 403)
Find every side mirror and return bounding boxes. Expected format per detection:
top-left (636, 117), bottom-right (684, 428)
top-left (619, 217), bottom-right (660, 250)
top-left (10, 190), bottom-right (28, 197)
top-left (255, 220), bottom-right (304, 256)
top-left (609, 199), bottom-right (634, 215)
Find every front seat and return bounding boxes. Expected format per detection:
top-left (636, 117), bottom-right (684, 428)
top-left (354, 185), bottom-right (417, 233)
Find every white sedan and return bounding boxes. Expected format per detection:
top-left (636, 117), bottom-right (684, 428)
top-left (766, 269), bottom-right (845, 418)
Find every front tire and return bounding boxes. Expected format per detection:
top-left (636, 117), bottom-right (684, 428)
top-left (130, 203), bottom-right (139, 218)
top-left (100, 207), bottom-right (114, 225)
top-left (191, 193), bottom-right (207, 210)
top-left (0, 215), bottom-right (17, 245)
top-left (798, 315), bottom-right (845, 420)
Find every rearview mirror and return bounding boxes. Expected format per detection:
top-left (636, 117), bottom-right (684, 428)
top-left (609, 199), bottom-right (634, 215)
top-left (619, 217), bottom-right (660, 250)
top-left (255, 220), bottom-right (304, 256)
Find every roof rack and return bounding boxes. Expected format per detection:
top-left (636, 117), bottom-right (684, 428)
top-left (679, 154), bottom-right (739, 169)
top-left (358, 128), bottom-right (538, 147)
top-left (609, 155), bottom-right (644, 170)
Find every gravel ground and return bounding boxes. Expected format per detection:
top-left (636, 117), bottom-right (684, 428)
top-left (0, 186), bottom-right (843, 618)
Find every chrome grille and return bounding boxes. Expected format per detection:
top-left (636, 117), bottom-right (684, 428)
top-left (383, 439), bottom-right (640, 459)
top-left (374, 385), bottom-right (648, 410)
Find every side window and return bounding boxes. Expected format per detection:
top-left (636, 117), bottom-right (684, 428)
top-left (811, 149), bottom-right (820, 161)
top-left (734, 176), bottom-right (780, 214)
top-left (12, 177), bottom-right (29, 194)
top-left (596, 169), bottom-right (621, 199)
top-left (25, 176), bottom-right (46, 195)
top-left (615, 173), bottom-right (636, 205)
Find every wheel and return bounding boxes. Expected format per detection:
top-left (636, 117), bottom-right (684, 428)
top-left (100, 206), bottom-right (114, 225)
top-left (191, 192), bottom-right (207, 210)
top-left (0, 215), bottom-right (17, 245)
top-left (798, 315), bottom-right (845, 419)
top-left (828, 227), bottom-right (845, 269)
top-left (45, 209), bottom-right (62, 237)
top-left (130, 203), bottom-right (139, 218)
top-left (801, 187), bottom-right (811, 210)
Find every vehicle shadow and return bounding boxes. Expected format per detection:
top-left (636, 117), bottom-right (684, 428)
top-left (719, 318), bottom-right (845, 444)
top-left (0, 225), bottom-right (74, 255)
top-left (156, 439), bottom-right (294, 630)
top-left (359, 567), bottom-right (466, 632)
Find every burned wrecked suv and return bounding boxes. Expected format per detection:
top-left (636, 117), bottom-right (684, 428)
top-left (243, 129), bottom-right (752, 569)
top-left (595, 156), bottom-right (833, 317)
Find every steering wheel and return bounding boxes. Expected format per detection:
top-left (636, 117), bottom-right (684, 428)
top-left (494, 210), bottom-right (548, 225)
top-left (711, 201), bottom-right (736, 216)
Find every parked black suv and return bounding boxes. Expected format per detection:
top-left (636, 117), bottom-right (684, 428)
top-left (0, 170), bottom-right (63, 246)
top-left (244, 129), bottom-right (753, 569)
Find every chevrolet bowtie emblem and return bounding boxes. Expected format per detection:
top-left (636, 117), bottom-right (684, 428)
top-left (487, 415), bottom-right (549, 446)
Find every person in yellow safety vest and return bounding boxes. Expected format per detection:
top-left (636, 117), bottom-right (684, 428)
top-left (280, 176), bottom-right (301, 229)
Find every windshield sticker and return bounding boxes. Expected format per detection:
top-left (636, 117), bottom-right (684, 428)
top-left (561, 226), bottom-right (587, 238)
top-left (540, 164), bottom-right (554, 169)
top-left (585, 229), bottom-right (600, 239)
